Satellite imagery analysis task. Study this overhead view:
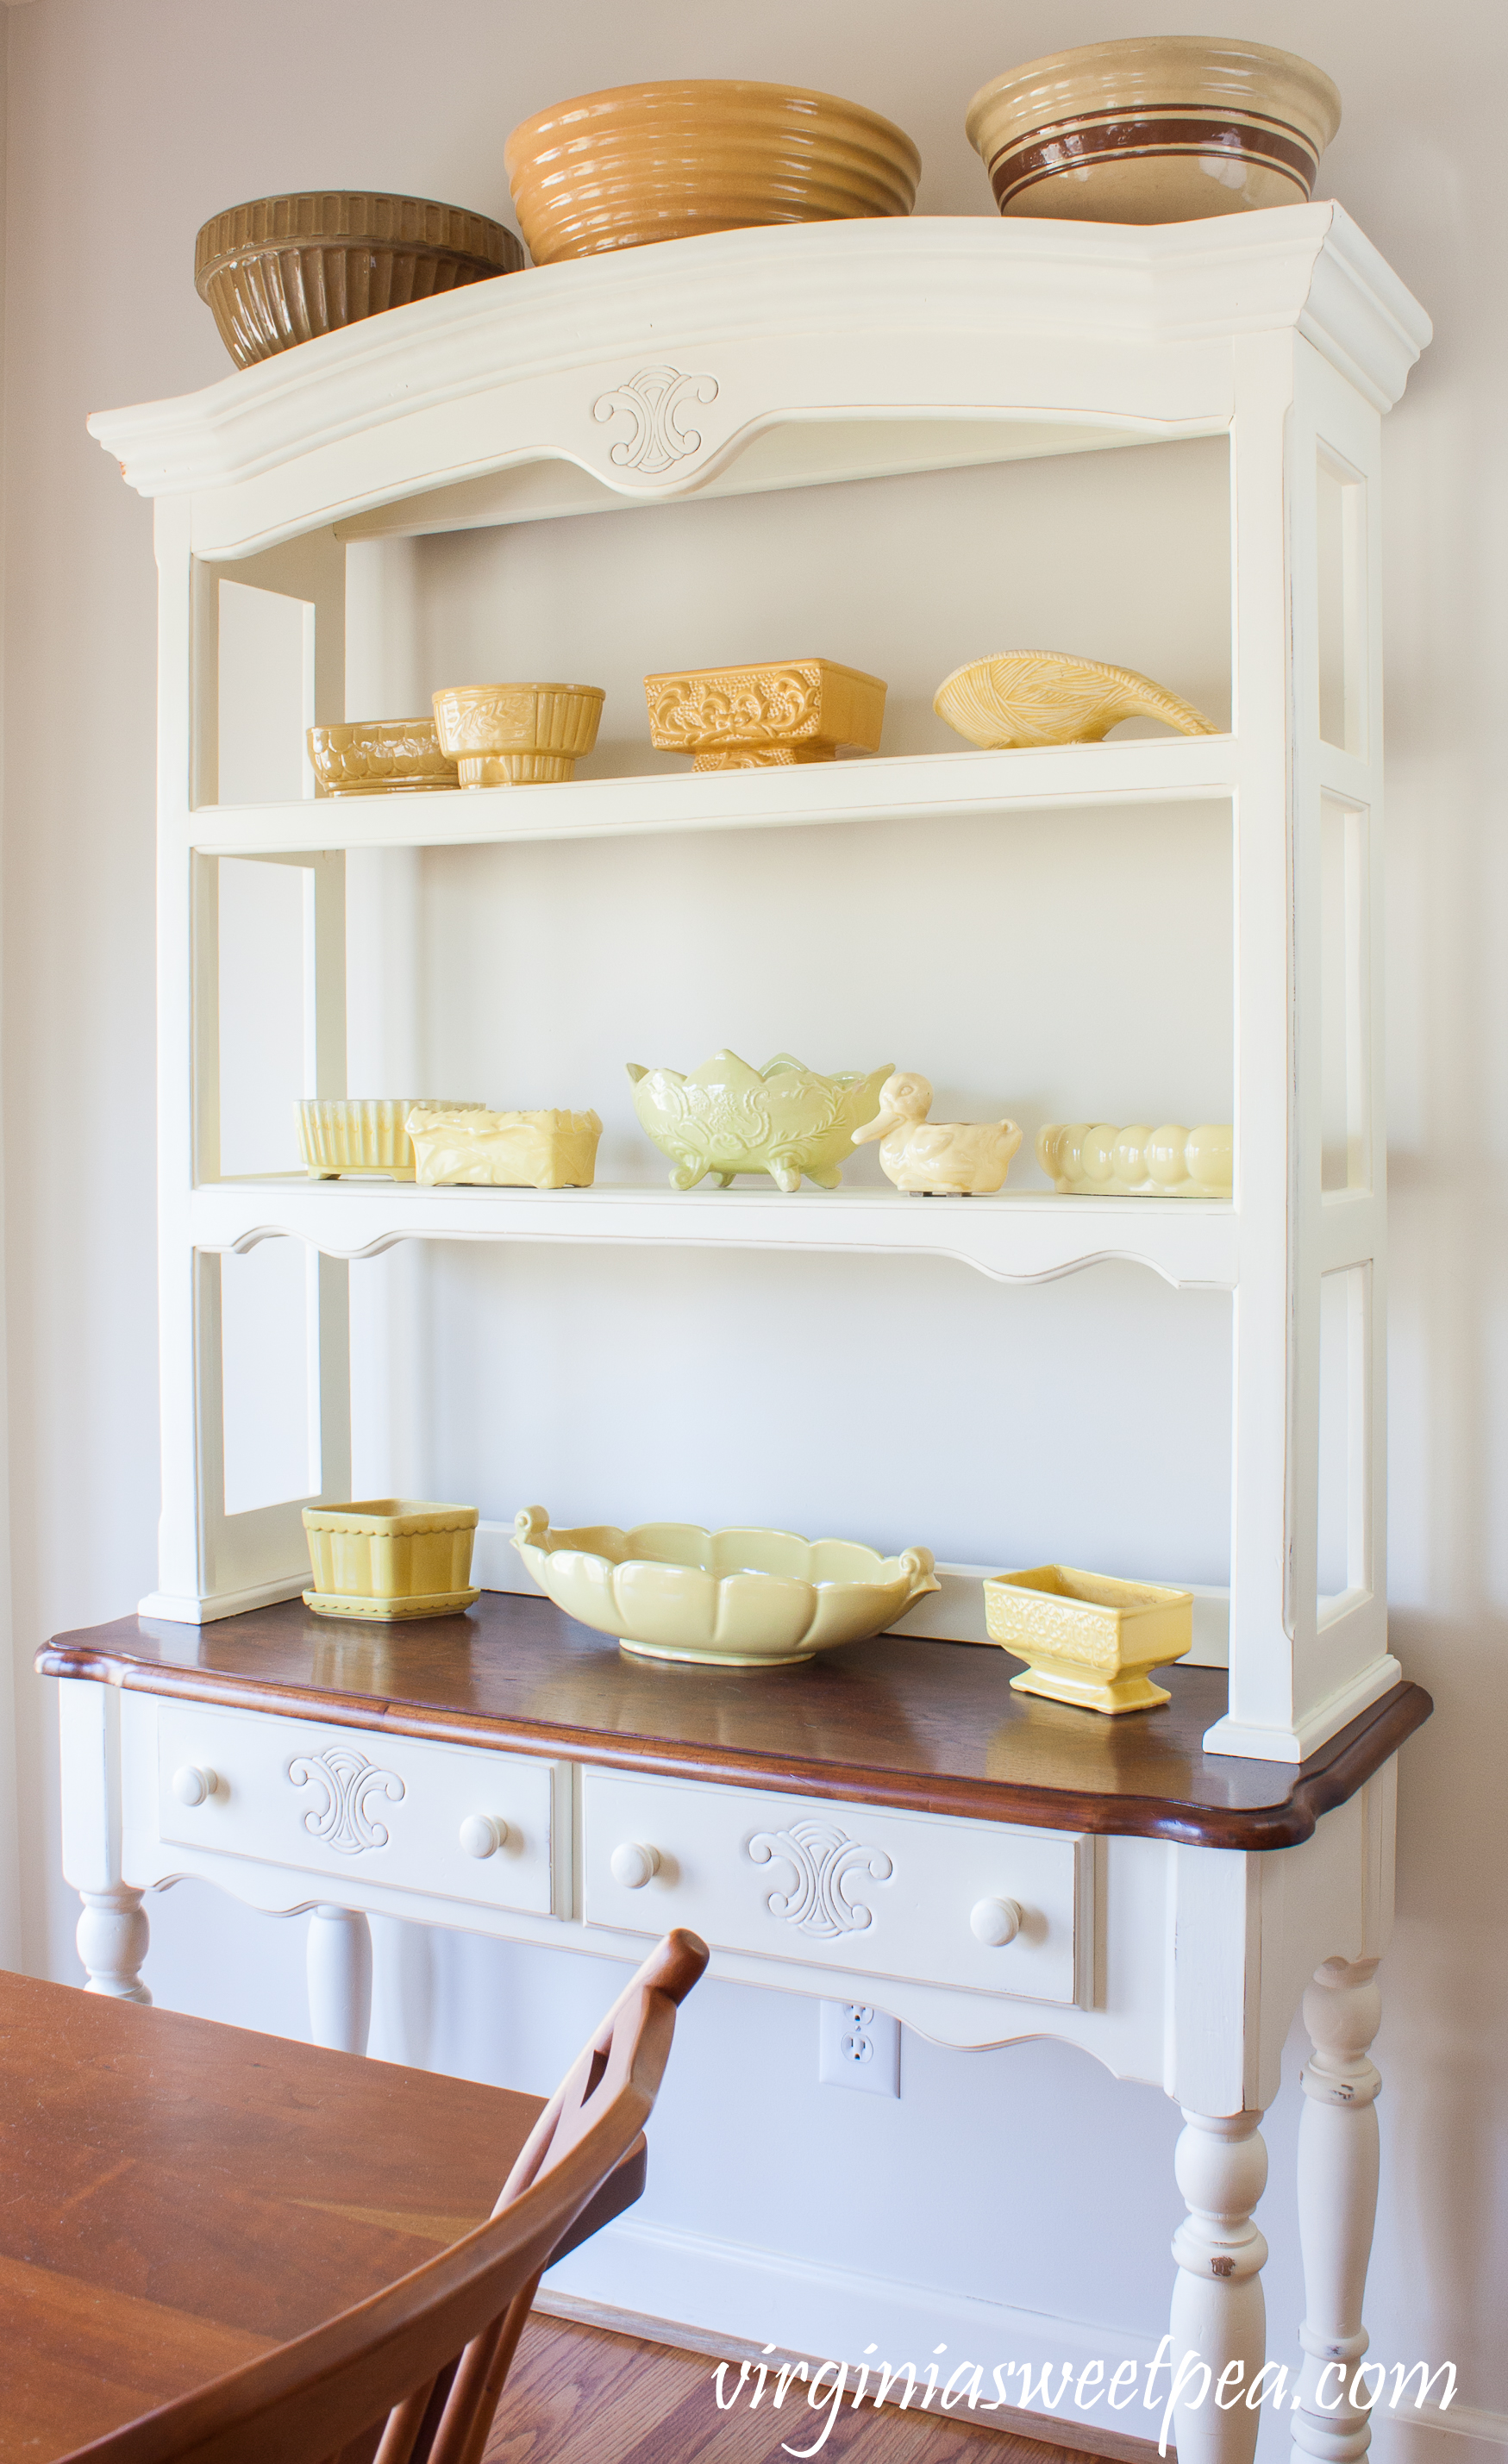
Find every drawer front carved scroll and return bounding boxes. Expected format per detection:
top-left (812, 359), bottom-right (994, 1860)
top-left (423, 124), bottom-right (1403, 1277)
top-left (287, 1746), bottom-right (405, 1855)
top-left (748, 1817), bottom-right (893, 1937)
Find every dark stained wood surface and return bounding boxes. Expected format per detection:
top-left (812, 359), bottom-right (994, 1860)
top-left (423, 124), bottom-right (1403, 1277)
top-left (0, 1971), bottom-right (641, 2463)
top-left (39, 1592), bottom-right (1431, 1850)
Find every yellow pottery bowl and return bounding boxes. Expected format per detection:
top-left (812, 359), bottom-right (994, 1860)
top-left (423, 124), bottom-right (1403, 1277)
top-left (628, 1049), bottom-right (891, 1192)
top-left (432, 684), bottom-right (605, 785)
top-left (983, 1564), bottom-right (1192, 1713)
top-left (306, 720), bottom-right (459, 796)
top-left (514, 1506), bottom-right (937, 1667)
top-left (505, 81), bottom-right (920, 266)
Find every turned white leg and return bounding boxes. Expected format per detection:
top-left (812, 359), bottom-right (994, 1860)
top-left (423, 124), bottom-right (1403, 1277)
top-left (307, 1904), bottom-right (372, 2054)
top-left (1169, 2109), bottom-right (1269, 2464)
top-left (1292, 1958), bottom-right (1384, 2464)
top-left (76, 1886), bottom-right (152, 2003)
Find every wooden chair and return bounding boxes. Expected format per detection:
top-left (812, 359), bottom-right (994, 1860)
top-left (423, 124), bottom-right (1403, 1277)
top-left (66, 1929), bottom-right (709, 2464)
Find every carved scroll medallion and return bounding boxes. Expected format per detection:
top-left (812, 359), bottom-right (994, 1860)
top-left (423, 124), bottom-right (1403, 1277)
top-left (288, 1745), bottom-right (405, 1854)
top-left (591, 366), bottom-right (719, 475)
top-left (748, 1817), bottom-right (893, 1936)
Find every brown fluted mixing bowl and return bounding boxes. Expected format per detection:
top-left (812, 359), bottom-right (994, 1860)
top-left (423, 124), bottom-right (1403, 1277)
top-left (195, 191), bottom-right (524, 368)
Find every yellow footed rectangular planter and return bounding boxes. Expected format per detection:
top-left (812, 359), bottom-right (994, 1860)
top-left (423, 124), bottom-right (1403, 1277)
top-left (303, 1500), bottom-right (480, 1621)
top-left (983, 1564), bottom-right (1192, 1712)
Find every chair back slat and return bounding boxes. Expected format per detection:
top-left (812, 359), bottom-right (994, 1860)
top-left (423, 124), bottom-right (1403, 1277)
top-left (61, 1930), bottom-right (708, 2464)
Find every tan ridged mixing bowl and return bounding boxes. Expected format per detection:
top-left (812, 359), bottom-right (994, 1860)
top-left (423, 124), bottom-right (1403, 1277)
top-left (966, 38), bottom-right (1341, 225)
top-left (504, 80), bottom-right (920, 265)
top-left (195, 192), bottom-right (524, 369)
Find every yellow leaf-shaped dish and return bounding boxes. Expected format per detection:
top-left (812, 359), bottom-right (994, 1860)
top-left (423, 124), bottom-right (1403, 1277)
top-left (935, 651), bottom-right (1217, 750)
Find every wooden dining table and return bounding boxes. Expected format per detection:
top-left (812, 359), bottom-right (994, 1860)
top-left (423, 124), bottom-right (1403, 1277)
top-left (0, 1969), bottom-right (642, 2461)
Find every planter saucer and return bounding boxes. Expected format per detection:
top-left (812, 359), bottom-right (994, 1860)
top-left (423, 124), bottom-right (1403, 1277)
top-left (303, 1586), bottom-right (480, 1622)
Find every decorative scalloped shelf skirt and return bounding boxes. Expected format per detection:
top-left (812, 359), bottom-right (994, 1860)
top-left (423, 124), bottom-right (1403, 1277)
top-left (190, 1177), bottom-right (1237, 1292)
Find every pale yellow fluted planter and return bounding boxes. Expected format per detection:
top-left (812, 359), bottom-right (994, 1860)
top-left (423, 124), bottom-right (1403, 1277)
top-left (303, 1500), bottom-right (480, 1621)
top-left (297, 1098), bottom-right (485, 1180)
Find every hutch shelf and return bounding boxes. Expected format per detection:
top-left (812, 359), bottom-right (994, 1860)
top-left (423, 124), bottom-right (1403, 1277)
top-left (47, 203), bottom-right (1431, 2464)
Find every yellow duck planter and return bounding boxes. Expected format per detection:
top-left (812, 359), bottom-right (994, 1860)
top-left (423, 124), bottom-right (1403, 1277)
top-left (853, 1071), bottom-right (1023, 1195)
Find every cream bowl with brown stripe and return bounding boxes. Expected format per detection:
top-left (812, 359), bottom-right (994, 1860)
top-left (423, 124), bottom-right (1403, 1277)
top-left (966, 37), bottom-right (1340, 225)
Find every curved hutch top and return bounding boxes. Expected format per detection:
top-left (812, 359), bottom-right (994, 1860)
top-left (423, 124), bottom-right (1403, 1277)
top-left (92, 206), bottom-right (1426, 551)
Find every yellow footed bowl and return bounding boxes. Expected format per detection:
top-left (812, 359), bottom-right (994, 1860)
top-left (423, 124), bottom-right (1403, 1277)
top-left (513, 1506), bottom-right (937, 1667)
top-left (431, 684), bottom-right (605, 785)
top-left (984, 1564), bottom-right (1192, 1713)
top-left (628, 1049), bottom-right (891, 1192)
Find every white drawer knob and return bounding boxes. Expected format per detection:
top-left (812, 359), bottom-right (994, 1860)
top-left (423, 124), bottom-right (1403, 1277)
top-left (610, 1841), bottom-right (660, 1891)
top-left (172, 1764), bottom-right (218, 1808)
top-left (971, 1895), bottom-right (1023, 1947)
top-left (459, 1813), bottom-right (508, 1860)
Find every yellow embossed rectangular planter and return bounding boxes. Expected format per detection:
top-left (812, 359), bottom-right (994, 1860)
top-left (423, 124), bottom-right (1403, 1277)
top-left (302, 1500), bottom-right (480, 1622)
top-left (644, 659), bottom-right (886, 769)
top-left (983, 1564), bottom-right (1192, 1713)
top-left (406, 1104), bottom-right (601, 1189)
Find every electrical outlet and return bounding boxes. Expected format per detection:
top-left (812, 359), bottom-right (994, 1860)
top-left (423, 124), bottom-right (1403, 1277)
top-left (819, 1999), bottom-right (900, 2096)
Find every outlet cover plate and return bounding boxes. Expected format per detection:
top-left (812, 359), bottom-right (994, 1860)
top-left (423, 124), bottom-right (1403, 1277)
top-left (819, 1999), bottom-right (900, 2096)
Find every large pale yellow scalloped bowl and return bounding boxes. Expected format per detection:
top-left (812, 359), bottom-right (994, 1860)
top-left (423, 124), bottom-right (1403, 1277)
top-left (513, 1507), bottom-right (937, 1667)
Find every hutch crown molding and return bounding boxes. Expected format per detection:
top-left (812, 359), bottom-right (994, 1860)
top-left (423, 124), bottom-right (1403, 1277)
top-left (55, 203), bottom-right (1432, 2464)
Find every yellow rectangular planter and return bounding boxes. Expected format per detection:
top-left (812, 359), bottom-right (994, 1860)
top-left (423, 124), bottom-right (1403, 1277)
top-left (406, 1104), bottom-right (601, 1190)
top-left (302, 1500), bottom-right (480, 1621)
top-left (982, 1564), bottom-right (1192, 1713)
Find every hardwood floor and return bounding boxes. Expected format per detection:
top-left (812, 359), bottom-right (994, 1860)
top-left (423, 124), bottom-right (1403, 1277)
top-left (485, 2314), bottom-right (1115, 2464)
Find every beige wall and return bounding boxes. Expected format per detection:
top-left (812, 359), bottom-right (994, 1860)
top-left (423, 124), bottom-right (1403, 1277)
top-left (2, 0), bottom-right (1504, 2446)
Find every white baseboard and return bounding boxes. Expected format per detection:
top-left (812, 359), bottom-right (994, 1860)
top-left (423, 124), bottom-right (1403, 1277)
top-left (1375, 2405), bottom-right (1508, 2464)
top-left (541, 2212), bottom-right (1157, 2402)
top-left (541, 2218), bottom-right (1497, 2464)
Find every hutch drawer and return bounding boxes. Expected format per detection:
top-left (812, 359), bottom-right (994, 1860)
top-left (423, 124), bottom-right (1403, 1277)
top-left (141, 1701), bottom-right (561, 1917)
top-left (581, 1767), bottom-right (1092, 2007)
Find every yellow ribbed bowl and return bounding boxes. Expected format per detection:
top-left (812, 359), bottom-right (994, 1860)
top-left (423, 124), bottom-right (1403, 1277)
top-left (505, 81), bottom-right (920, 265)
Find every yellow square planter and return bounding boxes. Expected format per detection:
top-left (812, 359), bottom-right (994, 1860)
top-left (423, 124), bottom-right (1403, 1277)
top-left (302, 1500), bottom-right (480, 1621)
top-left (983, 1564), bottom-right (1192, 1713)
